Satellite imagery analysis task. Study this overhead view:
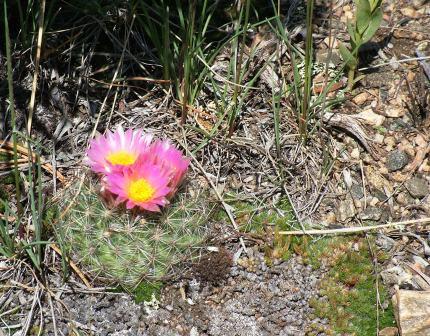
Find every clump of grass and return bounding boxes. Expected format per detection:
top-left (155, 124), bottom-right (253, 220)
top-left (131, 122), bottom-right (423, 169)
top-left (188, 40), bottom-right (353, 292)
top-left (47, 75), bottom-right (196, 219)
top-left (2, 3), bottom-right (46, 270)
top-left (55, 180), bottom-right (213, 287)
top-left (136, 0), bottom-right (224, 120)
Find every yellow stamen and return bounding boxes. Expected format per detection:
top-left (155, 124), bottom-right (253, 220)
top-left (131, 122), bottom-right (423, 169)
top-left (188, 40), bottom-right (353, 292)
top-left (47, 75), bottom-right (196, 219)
top-left (106, 151), bottom-right (136, 166)
top-left (127, 178), bottom-right (155, 202)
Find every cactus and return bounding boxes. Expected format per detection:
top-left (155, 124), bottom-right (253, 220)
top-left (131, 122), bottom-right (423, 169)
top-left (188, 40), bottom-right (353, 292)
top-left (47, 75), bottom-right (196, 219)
top-left (56, 180), bottom-right (212, 287)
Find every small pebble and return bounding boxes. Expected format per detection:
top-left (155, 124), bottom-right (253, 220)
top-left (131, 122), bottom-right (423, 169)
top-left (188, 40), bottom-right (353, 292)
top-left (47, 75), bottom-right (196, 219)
top-left (352, 92), bottom-right (369, 105)
top-left (351, 148), bottom-right (360, 159)
top-left (374, 133), bottom-right (384, 144)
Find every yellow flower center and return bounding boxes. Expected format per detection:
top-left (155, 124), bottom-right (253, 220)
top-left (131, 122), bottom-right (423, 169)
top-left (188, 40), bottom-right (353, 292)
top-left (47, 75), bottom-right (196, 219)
top-left (106, 151), bottom-right (136, 166)
top-left (127, 178), bottom-right (155, 202)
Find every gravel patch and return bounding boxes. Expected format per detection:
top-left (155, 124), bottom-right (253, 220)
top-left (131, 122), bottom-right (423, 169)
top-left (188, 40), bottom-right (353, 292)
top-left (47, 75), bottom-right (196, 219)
top-left (38, 253), bottom-right (325, 335)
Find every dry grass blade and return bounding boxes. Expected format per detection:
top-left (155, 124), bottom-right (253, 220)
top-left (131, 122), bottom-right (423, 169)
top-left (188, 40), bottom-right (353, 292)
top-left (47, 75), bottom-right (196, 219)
top-left (358, 55), bottom-right (430, 72)
top-left (279, 217), bottom-right (430, 235)
top-left (50, 243), bottom-right (92, 288)
top-left (27, 0), bottom-right (46, 135)
top-left (0, 140), bottom-right (66, 183)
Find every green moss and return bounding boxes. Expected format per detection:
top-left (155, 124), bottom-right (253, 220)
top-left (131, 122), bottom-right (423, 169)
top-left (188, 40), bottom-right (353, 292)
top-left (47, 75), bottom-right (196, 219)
top-left (305, 236), bottom-right (396, 335)
top-left (106, 281), bottom-right (163, 304)
top-left (374, 125), bottom-right (388, 134)
top-left (133, 281), bottom-right (163, 304)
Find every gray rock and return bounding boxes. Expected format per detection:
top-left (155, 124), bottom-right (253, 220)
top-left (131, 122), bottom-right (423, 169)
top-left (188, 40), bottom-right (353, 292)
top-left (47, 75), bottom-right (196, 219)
top-left (350, 184), bottom-right (364, 200)
top-left (405, 177), bottom-right (429, 199)
top-left (387, 119), bottom-right (410, 131)
top-left (376, 234), bottom-right (396, 251)
top-left (359, 207), bottom-right (383, 221)
top-left (381, 266), bottom-right (412, 286)
top-left (386, 149), bottom-right (409, 172)
top-left (315, 49), bottom-right (341, 65)
top-left (337, 198), bottom-right (356, 222)
top-left (372, 188), bottom-right (387, 202)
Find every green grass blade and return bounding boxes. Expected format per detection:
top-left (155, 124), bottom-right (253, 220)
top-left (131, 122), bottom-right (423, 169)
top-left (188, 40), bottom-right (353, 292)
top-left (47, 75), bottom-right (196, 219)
top-left (3, 1), bottom-right (23, 218)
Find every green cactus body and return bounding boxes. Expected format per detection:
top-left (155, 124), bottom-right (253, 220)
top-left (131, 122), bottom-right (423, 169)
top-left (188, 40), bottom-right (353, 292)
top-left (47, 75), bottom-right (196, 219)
top-left (56, 180), bottom-right (211, 288)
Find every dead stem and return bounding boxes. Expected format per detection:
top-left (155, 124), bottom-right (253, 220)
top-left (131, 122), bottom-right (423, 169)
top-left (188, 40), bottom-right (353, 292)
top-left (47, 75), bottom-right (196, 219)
top-left (279, 217), bottom-right (430, 235)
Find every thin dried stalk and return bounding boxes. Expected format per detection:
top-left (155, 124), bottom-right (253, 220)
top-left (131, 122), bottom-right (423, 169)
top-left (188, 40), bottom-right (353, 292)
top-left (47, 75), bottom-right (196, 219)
top-left (27, 0), bottom-right (46, 135)
top-left (279, 217), bottom-right (430, 235)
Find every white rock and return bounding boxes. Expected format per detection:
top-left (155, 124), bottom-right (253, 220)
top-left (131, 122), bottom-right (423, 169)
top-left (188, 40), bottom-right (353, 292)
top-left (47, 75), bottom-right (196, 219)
top-left (351, 148), bottom-right (360, 159)
top-left (190, 327), bottom-right (200, 336)
top-left (374, 133), bottom-right (385, 144)
top-left (356, 108), bottom-right (385, 127)
top-left (386, 106), bottom-right (406, 118)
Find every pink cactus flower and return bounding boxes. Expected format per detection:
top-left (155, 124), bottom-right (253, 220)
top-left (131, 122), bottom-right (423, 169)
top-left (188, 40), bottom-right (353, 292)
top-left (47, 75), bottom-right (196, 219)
top-left (105, 161), bottom-right (171, 212)
top-left (85, 126), bottom-right (189, 212)
top-left (143, 140), bottom-right (190, 193)
top-left (85, 126), bottom-right (153, 174)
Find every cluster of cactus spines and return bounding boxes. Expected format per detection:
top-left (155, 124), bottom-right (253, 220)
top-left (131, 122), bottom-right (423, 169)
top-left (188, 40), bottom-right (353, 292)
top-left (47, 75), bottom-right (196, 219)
top-left (57, 180), bottom-right (212, 287)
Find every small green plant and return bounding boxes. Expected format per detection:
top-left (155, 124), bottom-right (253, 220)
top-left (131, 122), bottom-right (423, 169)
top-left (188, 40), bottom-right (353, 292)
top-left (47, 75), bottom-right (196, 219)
top-left (56, 181), bottom-right (213, 288)
top-left (227, 0), bottom-right (251, 136)
top-left (339, 0), bottom-right (383, 90)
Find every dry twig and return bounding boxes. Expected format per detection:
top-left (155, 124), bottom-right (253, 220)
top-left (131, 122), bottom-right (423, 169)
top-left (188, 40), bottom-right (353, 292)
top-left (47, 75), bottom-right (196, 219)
top-left (279, 217), bottom-right (430, 235)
